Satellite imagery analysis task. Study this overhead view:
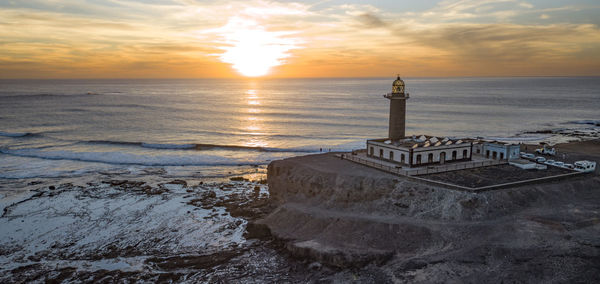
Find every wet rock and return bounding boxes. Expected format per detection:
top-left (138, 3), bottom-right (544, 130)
top-left (146, 251), bottom-right (241, 270)
top-left (244, 222), bottom-right (272, 240)
top-left (167, 180), bottom-right (187, 187)
top-left (230, 177), bottom-right (247, 182)
top-left (107, 180), bottom-right (128, 186)
top-left (144, 187), bottom-right (167, 195)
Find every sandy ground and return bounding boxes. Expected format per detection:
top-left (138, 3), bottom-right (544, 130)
top-left (522, 139), bottom-right (600, 165)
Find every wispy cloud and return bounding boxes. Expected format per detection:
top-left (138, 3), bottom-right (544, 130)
top-left (0, 0), bottom-right (599, 78)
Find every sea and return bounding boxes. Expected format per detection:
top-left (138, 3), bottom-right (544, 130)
top-left (1, 77), bottom-right (599, 180)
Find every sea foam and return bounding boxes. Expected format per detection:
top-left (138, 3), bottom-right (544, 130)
top-left (0, 148), bottom-right (268, 167)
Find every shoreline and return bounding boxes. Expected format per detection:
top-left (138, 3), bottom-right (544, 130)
top-left (0, 139), bottom-right (599, 282)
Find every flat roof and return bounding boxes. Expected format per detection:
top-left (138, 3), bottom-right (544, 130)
top-left (368, 134), bottom-right (471, 149)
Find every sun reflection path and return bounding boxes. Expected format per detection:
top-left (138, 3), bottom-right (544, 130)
top-left (241, 88), bottom-right (269, 148)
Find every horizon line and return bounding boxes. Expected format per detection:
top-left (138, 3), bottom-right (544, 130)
top-left (2, 75), bottom-right (600, 81)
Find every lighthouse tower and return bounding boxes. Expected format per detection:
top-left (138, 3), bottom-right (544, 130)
top-left (384, 75), bottom-right (409, 140)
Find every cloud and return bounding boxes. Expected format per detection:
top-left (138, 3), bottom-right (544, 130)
top-left (355, 13), bottom-right (388, 28)
top-left (0, 0), bottom-right (599, 78)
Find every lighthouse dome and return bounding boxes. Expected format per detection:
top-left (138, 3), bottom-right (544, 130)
top-left (392, 76), bottom-right (405, 94)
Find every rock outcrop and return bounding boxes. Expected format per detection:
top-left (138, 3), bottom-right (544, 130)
top-left (259, 152), bottom-right (600, 281)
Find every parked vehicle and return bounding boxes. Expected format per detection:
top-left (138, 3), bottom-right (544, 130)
top-left (535, 144), bottom-right (556, 156)
top-left (535, 157), bottom-right (546, 163)
top-left (564, 163), bottom-right (574, 169)
top-left (574, 160), bottom-right (597, 173)
top-left (544, 159), bottom-right (555, 165)
top-left (523, 153), bottom-right (535, 159)
top-left (554, 161), bottom-right (564, 167)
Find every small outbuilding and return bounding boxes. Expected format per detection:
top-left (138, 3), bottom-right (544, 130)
top-left (472, 140), bottom-right (520, 160)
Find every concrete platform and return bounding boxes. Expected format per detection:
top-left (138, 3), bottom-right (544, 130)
top-left (338, 151), bottom-right (504, 176)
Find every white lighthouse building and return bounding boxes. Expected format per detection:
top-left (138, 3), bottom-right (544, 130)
top-left (366, 76), bottom-right (473, 168)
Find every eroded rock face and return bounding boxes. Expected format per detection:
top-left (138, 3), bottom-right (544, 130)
top-left (262, 153), bottom-right (600, 281)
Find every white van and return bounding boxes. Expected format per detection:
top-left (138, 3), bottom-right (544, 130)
top-left (574, 161), bottom-right (597, 173)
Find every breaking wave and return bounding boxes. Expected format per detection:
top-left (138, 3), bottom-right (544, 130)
top-left (0, 131), bottom-right (37, 138)
top-left (0, 148), bottom-right (269, 167)
top-left (86, 140), bottom-right (316, 153)
top-left (567, 120), bottom-right (600, 126)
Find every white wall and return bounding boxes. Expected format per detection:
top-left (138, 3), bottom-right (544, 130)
top-left (412, 146), bottom-right (471, 165)
top-left (483, 143), bottom-right (520, 160)
top-left (367, 142), bottom-right (410, 165)
top-left (367, 141), bottom-right (471, 166)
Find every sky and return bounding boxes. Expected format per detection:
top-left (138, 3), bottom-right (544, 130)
top-left (1, 0), bottom-right (600, 78)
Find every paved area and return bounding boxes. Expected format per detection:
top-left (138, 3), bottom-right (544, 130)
top-left (340, 151), bottom-right (504, 176)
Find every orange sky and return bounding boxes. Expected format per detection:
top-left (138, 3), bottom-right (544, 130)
top-left (1, 0), bottom-right (600, 79)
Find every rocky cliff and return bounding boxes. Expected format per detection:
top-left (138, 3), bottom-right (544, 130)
top-left (258, 152), bottom-right (600, 282)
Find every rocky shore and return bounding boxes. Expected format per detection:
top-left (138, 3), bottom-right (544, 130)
top-left (258, 140), bottom-right (600, 282)
top-left (0, 175), bottom-right (342, 282)
top-left (1, 140), bottom-right (599, 282)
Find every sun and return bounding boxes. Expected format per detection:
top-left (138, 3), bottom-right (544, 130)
top-left (216, 17), bottom-right (299, 77)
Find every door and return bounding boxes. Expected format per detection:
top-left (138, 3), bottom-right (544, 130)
top-left (440, 152), bottom-right (446, 164)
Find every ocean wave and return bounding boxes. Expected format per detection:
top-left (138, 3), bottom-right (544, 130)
top-left (566, 120), bottom-right (600, 126)
top-left (0, 131), bottom-right (36, 137)
top-left (0, 92), bottom-right (105, 99)
top-left (484, 134), bottom-right (551, 142)
top-left (141, 143), bottom-right (196, 149)
top-left (0, 148), bottom-right (269, 167)
top-left (86, 140), bottom-right (317, 153)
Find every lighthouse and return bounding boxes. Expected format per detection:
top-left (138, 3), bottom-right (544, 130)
top-left (384, 75), bottom-right (409, 140)
top-left (366, 76), bottom-right (472, 167)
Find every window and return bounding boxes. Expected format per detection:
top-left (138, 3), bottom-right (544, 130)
top-left (500, 152), bottom-right (504, 159)
top-left (369, 147), bottom-right (374, 156)
top-left (463, 149), bottom-right (468, 159)
top-left (486, 150), bottom-right (490, 158)
top-left (428, 153), bottom-right (433, 163)
top-left (492, 151), bottom-right (497, 159)
top-left (452, 151), bottom-right (457, 160)
top-left (477, 149), bottom-right (481, 154)
top-left (416, 154), bottom-right (422, 164)
top-left (380, 149), bottom-right (383, 158)
top-left (401, 154), bottom-right (405, 163)
top-left (389, 151), bottom-right (394, 161)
